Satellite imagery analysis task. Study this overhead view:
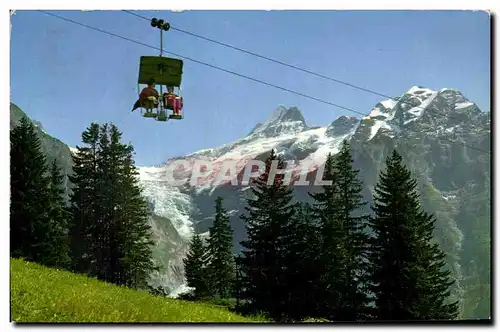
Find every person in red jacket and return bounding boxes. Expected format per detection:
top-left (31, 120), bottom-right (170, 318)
top-left (140, 78), bottom-right (159, 101)
top-left (132, 78), bottom-right (159, 112)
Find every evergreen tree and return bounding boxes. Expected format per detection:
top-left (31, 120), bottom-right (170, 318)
top-left (69, 123), bottom-right (156, 288)
top-left (309, 151), bottom-right (342, 320)
top-left (45, 159), bottom-right (71, 269)
top-left (10, 116), bottom-right (53, 264)
top-left (309, 141), bottom-right (371, 321)
top-left (331, 140), bottom-right (370, 320)
top-left (183, 232), bottom-right (210, 299)
top-left (206, 196), bottom-right (234, 299)
top-left (285, 202), bottom-right (322, 320)
top-left (68, 123), bottom-right (100, 274)
top-left (368, 150), bottom-right (459, 320)
top-left (94, 123), bottom-right (111, 281)
top-left (111, 124), bottom-right (156, 288)
top-left (239, 149), bottom-right (296, 322)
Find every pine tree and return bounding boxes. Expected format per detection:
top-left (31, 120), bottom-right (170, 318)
top-left (239, 149), bottom-right (296, 321)
top-left (308, 142), bottom-right (371, 321)
top-left (309, 151), bottom-right (343, 320)
top-left (331, 140), bottom-right (370, 320)
top-left (368, 150), bottom-right (459, 320)
top-left (183, 232), bottom-right (210, 299)
top-left (69, 123), bottom-right (156, 288)
top-left (68, 123), bottom-right (100, 274)
top-left (285, 202), bottom-right (321, 320)
top-left (111, 124), bottom-right (156, 288)
top-left (10, 116), bottom-right (53, 264)
top-left (94, 123), bottom-right (111, 281)
top-left (206, 196), bottom-right (234, 299)
top-left (45, 159), bottom-right (71, 269)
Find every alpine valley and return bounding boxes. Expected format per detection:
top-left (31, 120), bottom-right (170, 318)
top-left (10, 85), bottom-right (491, 319)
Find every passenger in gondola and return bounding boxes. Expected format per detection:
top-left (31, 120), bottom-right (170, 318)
top-left (132, 78), bottom-right (159, 112)
top-left (163, 86), bottom-right (183, 116)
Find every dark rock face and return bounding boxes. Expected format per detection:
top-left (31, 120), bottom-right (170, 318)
top-left (246, 106), bottom-right (308, 138)
top-left (325, 115), bottom-right (360, 137)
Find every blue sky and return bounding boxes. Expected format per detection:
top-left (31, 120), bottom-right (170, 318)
top-left (11, 10), bottom-right (490, 165)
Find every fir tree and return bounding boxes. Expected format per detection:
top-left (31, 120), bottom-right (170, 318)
top-left (111, 124), bottom-right (156, 288)
top-left (10, 116), bottom-right (52, 264)
top-left (285, 202), bottom-right (322, 320)
top-left (68, 123), bottom-right (100, 274)
top-left (69, 123), bottom-right (156, 288)
top-left (94, 123), bottom-right (111, 281)
top-left (309, 151), bottom-right (343, 320)
top-left (183, 232), bottom-right (210, 299)
top-left (239, 149), bottom-right (296, 321)
top-left (309, 142), bottom-right (371, 321)
top-left (368, 150), bottom-right (459, 320)
top-left (45, 159), bottom-right (71, 269)
top-left (206, 196), bottom-right (234, 299)
top-left (331, 140), bottom-right (370, 320)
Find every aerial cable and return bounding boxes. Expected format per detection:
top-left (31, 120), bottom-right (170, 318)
top-left (122, 10), bottom-right (391, 100)
top-left (121, 10), bottom-right (491, 156)
top-left (39, 11), bottom-right (365, 116)
top-left (38, 10), bottom-right (491, 155)
top-left (121, 10), bottom-right (489, 126)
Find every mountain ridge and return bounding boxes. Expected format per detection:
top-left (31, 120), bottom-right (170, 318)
top-left (150, 85), bottom-right (489, 195)
top-left (135, 85), bottom-right (490, 318)
top-left (10, 85), bottom-right (491, 318)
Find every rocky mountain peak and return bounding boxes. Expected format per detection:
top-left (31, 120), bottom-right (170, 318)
top-left (247, 106), bottom-right (307, 138)
top-left (268, 106), bottom-right (306, 124)
top-left (354, 85), bottom-right (487, 142)
top-left (325, 115), bottom-right (360, 137)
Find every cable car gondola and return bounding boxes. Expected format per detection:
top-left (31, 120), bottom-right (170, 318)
top-left (131, 18), bottom-right (184, 122)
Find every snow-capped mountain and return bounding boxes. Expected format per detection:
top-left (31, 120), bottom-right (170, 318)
top-left (136, 86), bottom-right (490, 319)
top-left (10, 84), bottom-right (490, 319)
top-left (139, 85), bottom-right (488, 197)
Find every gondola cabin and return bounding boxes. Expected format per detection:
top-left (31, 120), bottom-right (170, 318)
top-left (136, 56), bottom-right (184, 121)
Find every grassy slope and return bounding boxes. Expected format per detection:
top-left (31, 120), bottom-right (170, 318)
top-left (10, 259), bottom-right (261, 323)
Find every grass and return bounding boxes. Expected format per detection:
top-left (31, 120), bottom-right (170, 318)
top-left (10, 258), bottom-right (264, 323)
